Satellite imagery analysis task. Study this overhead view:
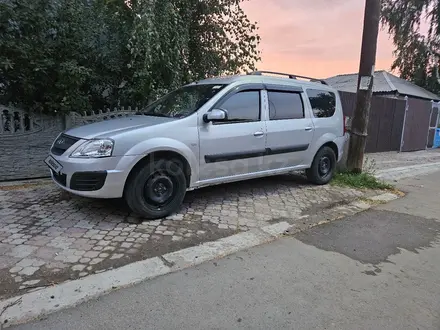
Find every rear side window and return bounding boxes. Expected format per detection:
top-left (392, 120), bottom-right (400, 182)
top-left (268, 91), bottom-right (304, 120)
top-left (307, 89), bottom-right (336, 118)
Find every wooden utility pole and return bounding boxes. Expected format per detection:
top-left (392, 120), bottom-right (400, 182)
top-left (346, 0), bottom-right (382, 173)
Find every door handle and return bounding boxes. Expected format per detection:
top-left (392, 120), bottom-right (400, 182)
top-left (253, 131), bottom-right (264, 137)
top-left (305, 127), bottom-right (313, 131)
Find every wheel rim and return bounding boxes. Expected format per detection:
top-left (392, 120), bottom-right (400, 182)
top-left (143, 171), bottom-right (177, 209)
top-left (318, 155), bottom-right (332, 178)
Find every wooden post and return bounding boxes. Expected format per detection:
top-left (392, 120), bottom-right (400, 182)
top-left (346, 0), bottom-right (381, 173)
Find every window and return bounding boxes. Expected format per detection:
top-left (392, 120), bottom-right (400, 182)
top-left (142, 84), bottom-right (227, 118)
top-left (268, 91), bottom-right (304, 120)
top-left (307, 89), bottom-right (336, 118)
top-left (219, 91), bottom-right (260, 122)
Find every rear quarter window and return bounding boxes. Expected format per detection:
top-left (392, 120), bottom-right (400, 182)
top-left (307, 89), bottom-right (336, 118)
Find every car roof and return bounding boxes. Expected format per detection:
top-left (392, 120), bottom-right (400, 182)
top-left (193, 73), bottom-right (337, 93)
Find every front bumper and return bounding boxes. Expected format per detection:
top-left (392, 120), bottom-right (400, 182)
top-left (47, 153), bottom-right (139, 198)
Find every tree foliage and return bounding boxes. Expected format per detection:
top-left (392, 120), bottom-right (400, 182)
top-left (0, 0), bottom-right (260, 113)
top-left (381, 0), bottom-right (440, 93)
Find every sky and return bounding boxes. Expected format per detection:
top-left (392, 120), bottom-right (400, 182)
top-left (242, 0), bottom-right (395, 79)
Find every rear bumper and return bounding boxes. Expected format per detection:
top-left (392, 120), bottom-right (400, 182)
top-left (334, 134), bottom-right (349, 162)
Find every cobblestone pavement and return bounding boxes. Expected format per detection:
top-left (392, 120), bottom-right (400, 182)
top-left (0, 175), bottom-right (367, 299)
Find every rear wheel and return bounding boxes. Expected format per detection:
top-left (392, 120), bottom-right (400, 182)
top-left (124, 159), bottom-right (187, 219)
top-left (306, 146), bottom-right (336, 185)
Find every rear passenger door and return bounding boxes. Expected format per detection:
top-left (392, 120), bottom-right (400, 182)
top-left (263, 85), bottom-right (314, 170)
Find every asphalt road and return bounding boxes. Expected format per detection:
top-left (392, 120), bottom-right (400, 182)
top-left (12, 171), bottom-right (440, 330)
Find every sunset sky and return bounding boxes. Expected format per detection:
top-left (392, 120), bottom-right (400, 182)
top-left (242, 0), bottom-right (396, 79)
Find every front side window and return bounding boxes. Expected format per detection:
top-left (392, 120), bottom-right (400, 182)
top-left (142, 84), bottom-right (227, 118)
top-left (268, 91), bottom-right (304, 120)
top-left (307, 89), bottom-right (336, 118)
top-left (219, 91), bottom-right (260, 122)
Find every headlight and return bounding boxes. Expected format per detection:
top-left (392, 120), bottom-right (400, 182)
top-left (70, 139), bottom-right (114, 158)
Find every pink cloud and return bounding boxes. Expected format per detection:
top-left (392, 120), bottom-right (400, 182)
top-left (241, 0), bottom-right (395, 78)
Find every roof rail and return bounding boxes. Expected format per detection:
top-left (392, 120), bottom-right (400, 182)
top-left (247, 70), bottom-right (327, 85)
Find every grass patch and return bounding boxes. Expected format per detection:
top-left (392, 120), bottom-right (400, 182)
top-left (332, 171), bottom-right (393, 190)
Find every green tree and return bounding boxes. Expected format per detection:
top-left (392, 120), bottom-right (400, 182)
top-left (0, 0), bottom-right (260, 113)
top-left (126, 0), bottom-right (261, 104)
top-left (381, 0), bottom-right (440, 94)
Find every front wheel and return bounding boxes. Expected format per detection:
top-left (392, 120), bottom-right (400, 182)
top-left (306, 146), bottom-right (336, 185)
top-left (124, 159), bottom-right (187, 219)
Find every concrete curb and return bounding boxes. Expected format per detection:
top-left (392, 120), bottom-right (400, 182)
top-left (0, 192), bottom-right (401, 328)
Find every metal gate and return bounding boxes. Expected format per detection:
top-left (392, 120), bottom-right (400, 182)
top-left (427, 103), bottom-right (439, 148)
top-left (400, 98), bottom-right (433, 152)
top-left (339, 91), bottom-right (406, 153)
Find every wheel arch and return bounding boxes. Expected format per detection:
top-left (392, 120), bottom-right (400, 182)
top-left (123, 150), bottom-right (193, 197)
top-left (319, 141), bottom-right (338, 160)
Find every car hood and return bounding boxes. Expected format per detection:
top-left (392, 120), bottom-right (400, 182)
top-left (65, 115), bottom-right (176, 139)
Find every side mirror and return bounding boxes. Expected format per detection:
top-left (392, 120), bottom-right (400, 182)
top-left (203, 109), bottom-right (228, 123)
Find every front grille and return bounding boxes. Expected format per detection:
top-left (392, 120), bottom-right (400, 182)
top-left (70, 171), bottom-right (107, 191)
top-left (52, 171), bottom-right (67, 186)
top-left (51, 134), bottom-right (80, 156)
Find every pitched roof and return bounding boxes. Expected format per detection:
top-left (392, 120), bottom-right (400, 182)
top-left (325, 70), bottom-right (440, 101)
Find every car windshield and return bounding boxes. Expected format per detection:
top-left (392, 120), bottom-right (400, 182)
top-left (142, 84), bottom-right (227, 118)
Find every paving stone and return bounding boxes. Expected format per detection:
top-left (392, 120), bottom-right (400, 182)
top-left (22, 279), bottom-right (40, 286)
top-left (120, 242), bottom-right (132, 249)
top-left (27, 236), bottom-right (52, 247)
top-left (45, 261), bottom-right (69, 269)
top-left (99, 253), bottom-right (109, 258)
top-left (9, 266), bottom-right (22, 273)
top-left (83, 251), bottom-right (100, 258)
top-left (54, 254), bottom-right (81, 263)
top-left (91, 234), bottom-right (105, 240)
top-left (6, 245), bottom-right (38, 258)
top-left (79, 258), bottom-right (91, 264)
top-left (90, 258), bottom-right (103, 265)
top-left (110, 254), bottom-right (124, 260)
top-left (34, 247), bottom-right (61, 260)
top-left (71, 264), bottom-right (86, 272)
top-left (47, 237), bottom-right (75, 249)
top-left (0, 256), bottom-right (18, 269)
top-left (19, 266), bottom-right (39, 276)
top-left (16, 258), bottom-right (43, 268)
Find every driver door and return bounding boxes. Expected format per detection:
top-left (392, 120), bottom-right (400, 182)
top-left (198, 86), bottom-right (266, 182)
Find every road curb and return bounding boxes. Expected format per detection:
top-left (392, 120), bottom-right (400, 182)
top-left (0, 191), bottom-right (401, 328)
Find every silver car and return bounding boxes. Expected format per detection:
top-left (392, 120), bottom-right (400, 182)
top-left (45, 71), bottom-right (347, 219)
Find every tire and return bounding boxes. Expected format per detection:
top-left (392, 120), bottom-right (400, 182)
top-left (306, 146), bottom-right (336, 185)
top-left (124, 159), bottom-right (187, 219)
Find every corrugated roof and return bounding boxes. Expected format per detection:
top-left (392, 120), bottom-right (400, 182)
top-left (325, 70), bottom-right (440, 101)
